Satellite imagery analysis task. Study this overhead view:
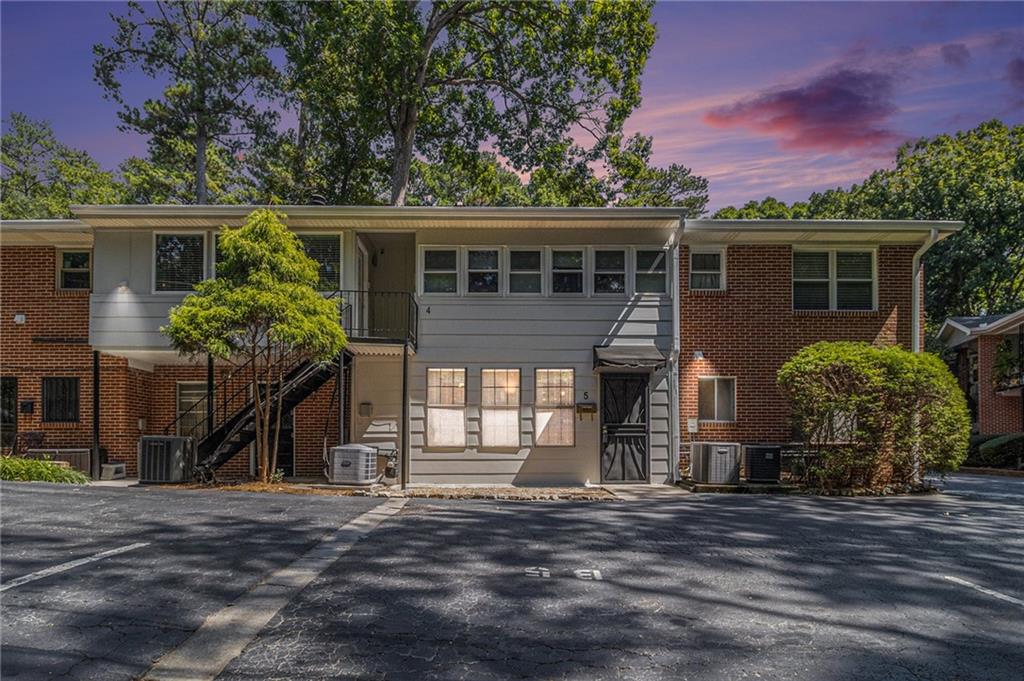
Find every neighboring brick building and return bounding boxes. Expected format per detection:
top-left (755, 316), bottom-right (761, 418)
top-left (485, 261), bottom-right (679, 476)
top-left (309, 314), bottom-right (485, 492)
top-left (1, 209), bottom-right (962, 484)
top-left (939, 310), bottom-right (1024, 436)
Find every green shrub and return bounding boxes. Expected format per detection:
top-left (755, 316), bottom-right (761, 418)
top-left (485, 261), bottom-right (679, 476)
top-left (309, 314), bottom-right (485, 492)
top-left (0, 456), bottom-right (91, 484)
top-left (974, 433), bottom-right (1024, 469)
top-left (778, 341), bottom-right (970, 489)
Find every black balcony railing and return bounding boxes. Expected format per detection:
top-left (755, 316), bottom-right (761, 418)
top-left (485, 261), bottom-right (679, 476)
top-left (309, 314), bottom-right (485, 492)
top-left (339, 290), bottom-right (418, 348)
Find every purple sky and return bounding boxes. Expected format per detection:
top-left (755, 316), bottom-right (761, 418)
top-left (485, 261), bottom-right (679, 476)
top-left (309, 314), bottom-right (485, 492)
top-left (2, 1), bottom-right (1022, 210)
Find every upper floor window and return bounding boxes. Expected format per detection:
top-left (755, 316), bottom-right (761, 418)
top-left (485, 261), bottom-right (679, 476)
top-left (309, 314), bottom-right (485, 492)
top-left (481, 369), bottom-right (520, 447)
top-left (594, 250), bottom-right (626, 295)
top-left (793, 250), bottom-right (874, 311)
top-left (509, 250), bottom-right (542, 294)
top-left (551, 250), bottom-right (584, 295)
top-left (467, 249), bottom-right (499, 294)
top-left (155, 234), bottom-right (205, 292)
top-left (298, 234), bottom-right (341, 292)
top-left (423, 249), bottom-right (458, 294)
top-left (58, 251), bottom-right (91, 290)
top-left (689, 250), bottom-right (723, 291)
top-left (42, 377), bottom-right (79, 423)
top-left (635, 249), bottom-right (667, 294)
top-left (426, 368), bottom-right (466, 447)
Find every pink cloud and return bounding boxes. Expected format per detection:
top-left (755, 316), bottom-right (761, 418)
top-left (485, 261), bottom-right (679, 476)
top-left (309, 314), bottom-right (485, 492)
top-left (702, 68), bottom-right (900, 152)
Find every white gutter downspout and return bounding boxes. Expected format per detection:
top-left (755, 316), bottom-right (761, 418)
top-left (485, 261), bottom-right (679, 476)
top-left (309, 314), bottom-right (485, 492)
top-left (669, 226), bottom-right (683, 483)
top-left (910, 227), bottom-right (939, 484)
top-left (911, 227), bottom-right (940, 353)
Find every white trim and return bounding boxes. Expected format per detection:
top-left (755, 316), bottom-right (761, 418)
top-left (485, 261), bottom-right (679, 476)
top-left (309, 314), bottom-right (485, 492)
top-left (688, 246), bottom-right (726, 292)
top-left (591, 247), bottom-right (629, 297)
top-left (506, 247), bottom-right (545, 296)
top-left (634, 247), bottom-right (670, 296)
top-left (464, 246), bottom-right (503, 297)
top-left (152, 230), bottom-right (208, 295)
top-left (418, 245), bottom-right (461, 297)
top-left (697, 375), bottom-right (736, 423)
top-left (549, 247), bottom-right (587, 298)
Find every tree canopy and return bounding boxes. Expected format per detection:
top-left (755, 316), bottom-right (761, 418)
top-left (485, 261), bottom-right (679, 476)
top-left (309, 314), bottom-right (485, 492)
top-left (163, 209), bottom-right (346, 480)
top-left (713, 120), bottom-right (1024, 325)
top-left (0, 113), bottom-right (123, 219)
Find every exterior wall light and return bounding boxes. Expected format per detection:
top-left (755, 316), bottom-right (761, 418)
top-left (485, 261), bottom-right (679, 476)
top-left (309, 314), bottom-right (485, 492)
top-left (692, 350), bottom-right (705, 360)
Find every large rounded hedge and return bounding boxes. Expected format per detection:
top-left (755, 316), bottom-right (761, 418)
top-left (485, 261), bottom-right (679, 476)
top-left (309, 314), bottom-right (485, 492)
top-left (778, 341), bottom-right (970, 489)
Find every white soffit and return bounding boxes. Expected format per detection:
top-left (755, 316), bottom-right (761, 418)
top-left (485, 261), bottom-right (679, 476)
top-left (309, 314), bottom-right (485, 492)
top-left (683, 219), bottom-right (963, 245)
top-left (0, 220), bottom-right (93, 247)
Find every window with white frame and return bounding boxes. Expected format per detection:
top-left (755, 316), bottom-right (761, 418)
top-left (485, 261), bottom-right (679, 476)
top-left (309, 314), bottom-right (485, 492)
top-left (594, 249), bottom-right (626, 294)
top-left (426, 368), bottom-right (466, 447)
top-left (58, 251), bottom-right (91, 290)
top-left (793, 250), bottom-right (874, 311)
top-left (698, 377), bottom-right (735, 421)
top-left (298, 234), bottom-right (341, 291)
top-left (509, 250), bottom-right (542, 294)
top-left (635, 249), bottom-right (667, 293)
top-left (155, 234), bottom-right (206, 292)
top-left (467, 249), bottom-right (500, 294)
top-left (551, 250), bottom-right (584, 294)
top-left (689, 250), bottom-right (724, 291)
top-left (535, 369), bottom-right (575, 446)
top-left (423, 249), bottom-right (458, 294)
top-left (481, 369), bottom-right (520, 447)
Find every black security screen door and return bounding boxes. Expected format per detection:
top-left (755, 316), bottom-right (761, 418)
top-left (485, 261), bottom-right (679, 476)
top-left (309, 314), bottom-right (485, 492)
top-left (601, 374), bottom-right (649, 482)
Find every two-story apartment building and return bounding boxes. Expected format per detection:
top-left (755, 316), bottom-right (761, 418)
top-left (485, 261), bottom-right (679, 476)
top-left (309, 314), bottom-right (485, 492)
top-left (0, 206), bottom-right (961, 485)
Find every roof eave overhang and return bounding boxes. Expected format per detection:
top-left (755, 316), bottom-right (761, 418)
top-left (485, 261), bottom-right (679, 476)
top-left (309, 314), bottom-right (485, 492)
top-left (975, 308), bottom-right (1024, 336)
top-left (70, 205), bottom-right (682, 231)
top-left (682, 219), bottom-right (964, 246)
top-left (0, 219), bottom-right (93, 247)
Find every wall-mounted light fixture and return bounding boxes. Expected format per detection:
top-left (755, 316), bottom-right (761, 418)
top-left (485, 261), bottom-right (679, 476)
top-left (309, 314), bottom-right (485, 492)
top-left (13, 313), bottom-right (26, 325)
top-left (692, 350), bottom-right (705, 360)
top-left (117, 280), bottom-right (130, 293)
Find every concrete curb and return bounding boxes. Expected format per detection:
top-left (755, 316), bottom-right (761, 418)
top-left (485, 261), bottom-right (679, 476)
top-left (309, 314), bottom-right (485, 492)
top-left (142, 498), bottom-right (407, 681)
top-left (956, 467), bottom-right (1024, 478)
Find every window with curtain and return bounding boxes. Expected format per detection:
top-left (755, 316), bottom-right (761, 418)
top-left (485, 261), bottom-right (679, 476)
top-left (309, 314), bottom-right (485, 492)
top-left (635, 249), bottom-right (667, 293)
top-left (509, 250), bottom-right (542, 294)
top-left (481, 369), bottom-right (520, 447)
top-left (698, 377), bottom-right (735, 421)
top-left (427, 368), bottom-right (466, 447)
top-left (298, 235), bottom-right (341, 291)
top-left (423, 249), bottom-right (458, 294)
top-left (535, 369), bottom-right (575, 446)
top-left (551, 250), bottom-right (584, 294)
top-left (58, 251), bottom-right (91, 290)
top-left (42, 377), bottom-right (79, 423)
top-left (155, 234), bottom-right (205, 292)
top-left (594, 250), bottom-right (626, 294)
top-left (467, 249), bottom-right (500, 294)
top-left (689, 250), bottom-right (723, 290)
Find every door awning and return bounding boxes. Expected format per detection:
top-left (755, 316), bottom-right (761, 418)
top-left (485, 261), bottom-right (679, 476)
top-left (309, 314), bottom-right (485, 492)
top-left (593, 345), bottom-right (668, 370)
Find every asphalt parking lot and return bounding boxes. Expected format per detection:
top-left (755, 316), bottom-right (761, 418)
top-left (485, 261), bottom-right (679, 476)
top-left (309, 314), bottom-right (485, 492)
top-left (2, 475), bottom-right (1022, 680)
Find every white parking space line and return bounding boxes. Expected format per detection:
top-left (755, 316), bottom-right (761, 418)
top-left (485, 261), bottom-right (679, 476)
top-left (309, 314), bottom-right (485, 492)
top-left (940, 575), bottom-right (1024, 608)
top-left (0, 542), bottom-right (150, 593)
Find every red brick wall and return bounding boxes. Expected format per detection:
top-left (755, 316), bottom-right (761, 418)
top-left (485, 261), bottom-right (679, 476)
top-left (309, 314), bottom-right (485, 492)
top-left (976, 334), bottom-right (1023, 435)
top-left (679, 244), bottom-right (921, 473)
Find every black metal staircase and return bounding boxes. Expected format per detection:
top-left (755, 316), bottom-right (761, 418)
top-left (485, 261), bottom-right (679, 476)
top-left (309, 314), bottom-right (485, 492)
top-left (162, 290), bottom-right (417, 481)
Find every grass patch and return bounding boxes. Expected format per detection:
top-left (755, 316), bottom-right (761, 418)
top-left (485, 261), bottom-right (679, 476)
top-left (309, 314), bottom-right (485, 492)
top-left (0, 456), bottom-right (90, 484)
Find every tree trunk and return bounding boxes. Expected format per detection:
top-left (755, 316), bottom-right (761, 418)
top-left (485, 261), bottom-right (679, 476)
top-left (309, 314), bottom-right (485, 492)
top-left (270, 348), bottom-right (284, 478)
top-left (250, 346), bottom-right (266, 482)
top-left (389, 109), bottom-right (418, 206)
top-left (196, 126), bottom-right (208, 205)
